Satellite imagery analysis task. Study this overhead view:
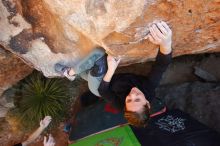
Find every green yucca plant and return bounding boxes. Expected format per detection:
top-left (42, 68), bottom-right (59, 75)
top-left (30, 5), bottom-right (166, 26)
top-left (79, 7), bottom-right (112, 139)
top-left (17, 72), bottom-right (70, 128)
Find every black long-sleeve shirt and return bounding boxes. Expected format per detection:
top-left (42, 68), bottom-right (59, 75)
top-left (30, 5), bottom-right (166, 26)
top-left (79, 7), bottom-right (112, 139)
top-left (98, 50), bottom-right (172, 113)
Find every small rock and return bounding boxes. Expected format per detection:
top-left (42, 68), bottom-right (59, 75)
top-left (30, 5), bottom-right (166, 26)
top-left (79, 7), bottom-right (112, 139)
top-left (0, 88), bottom-right (15, 108)
top-left (0, 106), bottom-right (9, 118)
top-left (194, 66), bottom-right (218, 82)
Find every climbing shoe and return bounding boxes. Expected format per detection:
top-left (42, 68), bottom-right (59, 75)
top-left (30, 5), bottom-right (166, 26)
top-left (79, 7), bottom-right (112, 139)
top-left (90, 54), bottom-right (107, 77)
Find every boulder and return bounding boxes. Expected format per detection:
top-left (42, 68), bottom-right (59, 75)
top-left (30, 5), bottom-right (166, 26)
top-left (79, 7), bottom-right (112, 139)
top-left (157, 81), bottom-right (220, 132)
top-left (0, 0), bottom-right (219, 89)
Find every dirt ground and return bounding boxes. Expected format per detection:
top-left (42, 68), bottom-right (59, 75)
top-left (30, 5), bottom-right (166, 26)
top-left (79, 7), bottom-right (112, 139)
top-left (1, 53), bottom-right (220, 146)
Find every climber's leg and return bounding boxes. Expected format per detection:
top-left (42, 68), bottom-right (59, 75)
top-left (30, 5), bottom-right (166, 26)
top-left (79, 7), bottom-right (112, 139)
top-left (54, 47), bottom-right (105, 81)
top-left (73, 47), bottom-right (105, 74)
top-left (79, 70), bottom-right (89, 81)
top-left (87, 54), bottom-right (107, 97)
top-left (87, 73), bottom-right (104, 97)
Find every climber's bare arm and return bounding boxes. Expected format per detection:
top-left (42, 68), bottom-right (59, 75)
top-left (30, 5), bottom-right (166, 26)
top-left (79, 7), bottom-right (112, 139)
top-left (148, 21), bottom-right (172, 54)
top-left (22, 116), bottom-right (52, 146)
top-left (103, 55), bottom-right (121, 82)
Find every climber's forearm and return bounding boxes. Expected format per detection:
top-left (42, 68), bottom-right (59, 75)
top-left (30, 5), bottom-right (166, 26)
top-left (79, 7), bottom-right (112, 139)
top-left (22, 126), bottom-right (44, 146)
top-left (103, 69), bottom-right (115, 82)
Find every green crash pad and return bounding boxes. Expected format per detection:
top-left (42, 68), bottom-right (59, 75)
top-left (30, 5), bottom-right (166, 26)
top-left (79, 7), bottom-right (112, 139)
top-left (69, 125), bottom-right (141, 146)
top-left (69, 100), bottom-right (127, 141)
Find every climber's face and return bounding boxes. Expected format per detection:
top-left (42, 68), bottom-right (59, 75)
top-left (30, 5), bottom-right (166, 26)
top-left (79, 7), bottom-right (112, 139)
top-left (125, 87), bottom-right (150, 113)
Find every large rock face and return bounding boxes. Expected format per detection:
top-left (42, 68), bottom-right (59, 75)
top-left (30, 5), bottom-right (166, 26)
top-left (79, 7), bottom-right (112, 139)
top-left (0, 0), bottom-right (219, 79)
top-left (157, 82), bottom-right (220, 132)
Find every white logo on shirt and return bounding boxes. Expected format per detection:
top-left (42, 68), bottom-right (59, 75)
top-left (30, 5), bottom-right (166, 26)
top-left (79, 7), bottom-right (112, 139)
top-left (155, 115), bottom-right (186, 133)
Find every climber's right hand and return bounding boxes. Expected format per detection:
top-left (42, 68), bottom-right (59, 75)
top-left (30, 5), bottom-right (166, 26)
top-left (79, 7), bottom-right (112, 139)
top-left (148, 21), bottom-right (172, 54)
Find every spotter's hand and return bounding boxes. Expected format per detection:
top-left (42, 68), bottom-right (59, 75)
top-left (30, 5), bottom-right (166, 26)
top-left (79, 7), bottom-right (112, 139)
top-left (40, 116), bottom-right (52, 129)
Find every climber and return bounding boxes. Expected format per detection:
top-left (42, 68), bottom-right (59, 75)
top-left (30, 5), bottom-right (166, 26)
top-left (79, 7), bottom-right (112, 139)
top-left (55, 20), bottom-right (172, 127)
top-left (14, 116), bottom-right (54, 146)
top-left (98, 20), bottom-right (172, 127)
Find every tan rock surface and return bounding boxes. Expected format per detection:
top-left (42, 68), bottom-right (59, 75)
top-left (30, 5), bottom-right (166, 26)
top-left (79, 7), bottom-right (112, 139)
top-left (0, 0), bottom-right (219, 81)
top-left (0, 45), bottom-right (32, 97)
